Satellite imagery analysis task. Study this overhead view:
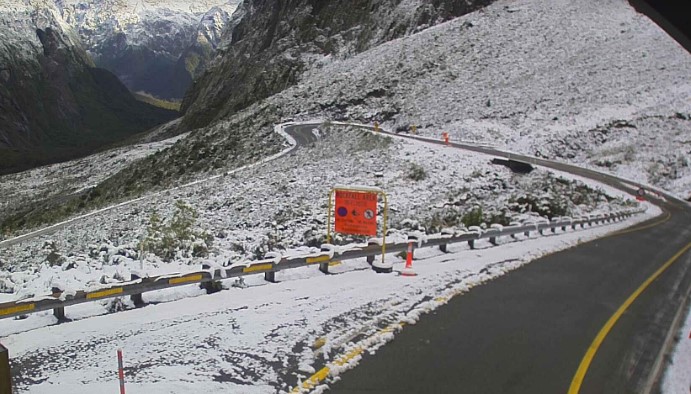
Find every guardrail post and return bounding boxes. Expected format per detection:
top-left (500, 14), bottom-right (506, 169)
top-left (366, 255), bottom-right (375, 265)
top-left (51, 286), bottom-right (66, 322)
top-left (468, 239), bottom-right (475, 249)
top-left (319, 246), bottom-right (331, 274)
top-left (264, 271), bottom-right (277, 283)
top-left (489, 236), bottom-right (498, 246)
top-left (439, 229), bottom-right (453, 252)
top-left (200, 264), bottom-right (222, 294)
top-left (0, 344), bottom-right (10, 394)
top-left (130, 274), bottom-right (144, 307)
top-left (201, 280), bottom-right (222, 294)
top-left (319, 262), bottom-right (329, 275)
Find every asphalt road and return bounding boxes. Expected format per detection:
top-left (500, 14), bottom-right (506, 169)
top-left (284, 123), bottom-right (320, 147)
top-left (323, 127), bottom-right (691, 393)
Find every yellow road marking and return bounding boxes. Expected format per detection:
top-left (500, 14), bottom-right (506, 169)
top-left (169, 274), bottom-right (203, 285)
top-left (333, 347), bottom-right (364, 366)
top-left (290, 347), bottom-right (364, 393)
top-left (605, 209), bottom-right (672, 238)
top-left (291, 366), bottom-right (330, 393)
top-left (86, 287), bottom-right (123, 299)
top-left (328, 261), bottom-right (342, 267)
top-left (0, 303), bottom-right (35, 316)
top-left (568, 241), bottom-right (691, 393)
top-left (242, 263), bottom-right (273, 273)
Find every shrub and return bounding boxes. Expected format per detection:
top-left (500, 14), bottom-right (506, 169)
top-left (462, 207), bottom-right (484, 227)
top-left (407, 163), bottom-right (427, 181)
top-left (139, 201), bottom-right (213, 262)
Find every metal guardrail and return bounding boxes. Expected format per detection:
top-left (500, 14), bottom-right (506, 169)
top-left (0, 209), bottom-right (643, 321)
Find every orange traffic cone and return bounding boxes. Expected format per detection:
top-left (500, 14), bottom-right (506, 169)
top-left (401, 242), bottom-right (417, 277)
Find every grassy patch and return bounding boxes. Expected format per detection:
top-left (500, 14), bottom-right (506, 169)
top-left (133, 92), bottom-right (182, 111)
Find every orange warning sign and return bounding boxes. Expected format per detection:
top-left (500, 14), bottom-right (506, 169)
top-left (334, 190), bottom-right (378, 236)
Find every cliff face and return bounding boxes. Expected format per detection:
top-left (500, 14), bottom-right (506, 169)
top-left (180, 0), bottom-right (493, 130)
top-left (0, 4), bottom-right (177, 173)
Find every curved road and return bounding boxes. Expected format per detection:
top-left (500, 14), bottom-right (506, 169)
top-left (307, 124), bottom-right (691, 393)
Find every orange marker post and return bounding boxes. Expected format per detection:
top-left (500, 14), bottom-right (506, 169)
top-left (442, 132), bottom-right (450, 146)
top-left (401, 242), bottom-right (417, 277)
top-left (117, 349), bottom-right (125, 394)
top-left (374, 121), bottom-right (380, 132)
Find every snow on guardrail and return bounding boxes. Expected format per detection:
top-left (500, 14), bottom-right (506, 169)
top-left (0, 208), bottom-right (644, 321)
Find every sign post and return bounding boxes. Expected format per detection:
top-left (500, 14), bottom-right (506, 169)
top-left (327, 186), bottom-right (389, 271)
top-left (0, 344), bottom-right (11, 394)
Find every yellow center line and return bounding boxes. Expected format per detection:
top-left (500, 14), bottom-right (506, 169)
top-left (604, 209), bottom-right (672, 238)
top-left (568, 241), bottom-right (691, 393)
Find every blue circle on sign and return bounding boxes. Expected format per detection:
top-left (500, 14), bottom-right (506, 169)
top-left (337, 207), bottom-right (348, 217)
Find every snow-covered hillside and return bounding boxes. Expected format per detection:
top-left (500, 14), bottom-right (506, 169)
top-left (270, 0), bottom-right (691, 198)
top-left (0, 124), bottom-right (636, 298)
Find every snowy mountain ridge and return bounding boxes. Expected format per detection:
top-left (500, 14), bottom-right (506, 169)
top-left (54, 0), bottom-right (239, 49)
top-left (0, 0), bottom-right (177, 172)
top-left (50, 0), bottom-right (241, 99)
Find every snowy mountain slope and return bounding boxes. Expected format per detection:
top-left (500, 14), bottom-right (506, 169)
top-left (181, 0), bottom-right (493, 130)
top-left (264, 0), bottom-right (690, 198)
top-left (0, 124), bottom-right (637, 297)
top-left (54, 0), bottom-right (241, 99)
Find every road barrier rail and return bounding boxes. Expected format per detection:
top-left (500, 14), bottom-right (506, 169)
top-left (0, 209), bottom-right (644, 321)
